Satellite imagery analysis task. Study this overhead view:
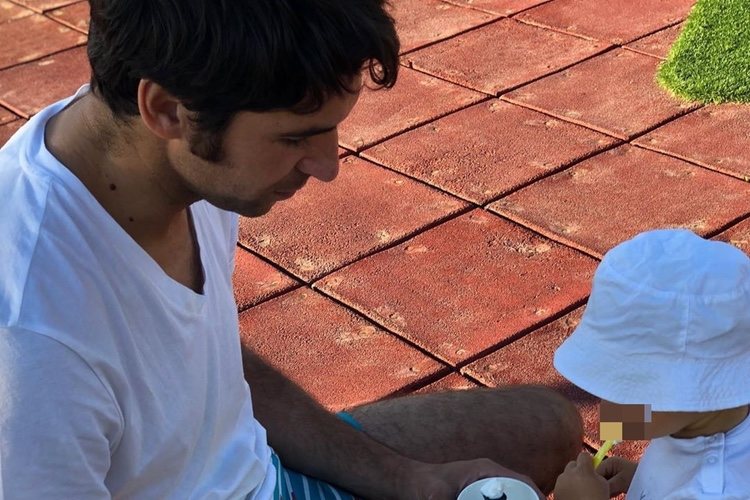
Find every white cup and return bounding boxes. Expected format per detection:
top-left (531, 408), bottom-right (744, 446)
top-left (457, 477), bottom-right (539, 500)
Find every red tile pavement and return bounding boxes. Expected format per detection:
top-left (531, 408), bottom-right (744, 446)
top-left (238, 156), bottom-right (469, 282)
top-left (389, 0), bottom-right (498, 54)
top-left (504, 48), bottom-right (700, 140)
top-left (634, 105), bottom-right (750, 181)
top-left (715, 218), bottom-right (750, 257)
top-left (317, 210), bottom-right (597, 366)
top-left (516, 0), bottom-right (694, 45)
top-left (362, 99), bottom-right (619, 204)
top-left (414, 372), bottom-right (479, 394)
top-left (462, 308), bottom-right (648, 461)
top-left (0, 46), bottom-right (89, 118)
top-left (0, 119), bottom-right (24, 146)
top-left (338, 67), bottom-right (486, 151)
top-left (238, 288), bottom-right (447, 411)
top-left (337, 147), bottom-right (350, 158)
top-left (489, 145), bottom-right (750, 257)
top-left (46, 0), bottom-right (89, 33)
top-left (0, 0), bottom-right (33, 23)
top-left (442, 0), bottom-right (552, 16)
top-left (0, 14), bottom-right (86, 70)
top-left (405, 18), bottom-right (609, 96)
top-left (625, 23), bottom-right (684, 60)
top-left (0, 105), bottom-right (17, 124)
top-left (9, 0), bottom-right (80, 13)
top-left (232, 247), bottom-right (300, 311)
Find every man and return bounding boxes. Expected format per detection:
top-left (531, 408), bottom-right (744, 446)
top-left (0, 1), bottom-right (582, 498)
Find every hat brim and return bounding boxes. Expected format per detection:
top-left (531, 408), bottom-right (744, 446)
top-left (554, 324), bottom-right (750, 412)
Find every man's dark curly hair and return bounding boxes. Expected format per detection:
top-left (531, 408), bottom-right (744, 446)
top-left (87, 0), bottom-right (399, 159)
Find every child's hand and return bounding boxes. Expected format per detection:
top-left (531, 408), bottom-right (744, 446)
top-left (596, 456), bottom-right (638, 497)
top-left (554, 451), bottom-right (609, 500)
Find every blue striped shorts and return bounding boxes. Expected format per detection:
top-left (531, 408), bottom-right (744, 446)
top-left (270, 412), bottom-right (362, 500)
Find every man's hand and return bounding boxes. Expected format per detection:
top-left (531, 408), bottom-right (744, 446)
top-left (554, 452), bottom-right (609, 500)
top-left (596, 456), bottom-right (638, 497)
top-left (402, 459), bottom-right (544, 500)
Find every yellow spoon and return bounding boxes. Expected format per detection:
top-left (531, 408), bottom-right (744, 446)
top-left (592, 439), bottom-right (620, 469)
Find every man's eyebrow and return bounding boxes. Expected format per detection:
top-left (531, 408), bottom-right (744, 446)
top-left (279, 125), bottom-right (337, 138)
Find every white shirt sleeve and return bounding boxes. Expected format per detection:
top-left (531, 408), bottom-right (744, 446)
top-left (0, 328), bottom-right (122, 499)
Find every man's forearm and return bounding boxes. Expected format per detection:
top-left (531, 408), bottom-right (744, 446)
top-left (241, 346), bottom-right (418, 499)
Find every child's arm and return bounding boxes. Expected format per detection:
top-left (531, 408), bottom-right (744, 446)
top-left (554, 452), bottom-right (609, 500)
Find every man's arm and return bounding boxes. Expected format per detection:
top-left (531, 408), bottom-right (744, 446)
top-left (241, 347), bottom-right (538, 500)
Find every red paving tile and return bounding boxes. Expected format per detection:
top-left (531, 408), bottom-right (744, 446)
top-left (46, 0), bottom-right (88, 33)
top-left (238, 156), bottom-right (469, 282)
top-left (715, 218), bottom-right (750, 257)
top-left (238, 288), bottom-right (445, 411)
top-left (0, 46), bottom-right (90, 118)
top-left (504, 48), bottom-right (700, 140)
top-left (362, 100), bottom-right (619, 204)
top-left (413, 372), bottom-right (479, 394)
top-left (634, 105), bottom-right (750, 181)
top-left (442, 0), bottom-right (552, 16)
top-left (405, 18), bottom-right (608, 96)
top-left (317, 210), bottom-right (597, 366)
top-left (389, 0), bottom-right (498, 54)
top-left (489, 145), bottom-right (750, 257)
top-left (0, 105), bottom-right (17, 124)
top-left (10, 0), bottom-right (79, 13)
top-left (625, 23), bottom-right (684, 60)
top-left (463, 308), bottom-right (648, 461)
top-left (0, 14), bottom-right (86, 70)
top-left (339, 67), bottom-right (485, 151)
top-left (232, 247), bottom-right (299, 311)
top-left (516, 0), bottom-right (694, 44)
top-left (0, 119), bottom-right (24, 146)
top-left (0, 0), bottom-right (33, 23)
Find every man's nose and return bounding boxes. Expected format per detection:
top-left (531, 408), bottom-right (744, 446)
top-left (297, 133), bottom-right (340, 182)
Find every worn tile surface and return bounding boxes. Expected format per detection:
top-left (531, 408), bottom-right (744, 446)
top-left (0, 1), bottom-right (33, 23)
top-left (413, 372), bottom-right (480, 394)
top-left (442, 0), bottom-right (552, 16)
top-left (232, 247), bottom-right (299, 311)
top-left (10, 0), bottom-right (80, 13)
top-left (715, 218), bottom-right (750, 257)
top-left (338, 67), bottom-right (486, 151)
top-left (0, 14), bottom-right (86, 70)
top-left (625, 23), bottom-right (684, 60)
top-left (0, 46), bottom-right (89, 117)
top-left (47, 0), bottom-right (89, 33)
top-left (238, 156), bottom-right (469, 282)
top-left (318, 211), bottom-right (597, 365)
top-left (634, 105), bottom-right (750, 180)
top-left (0, 105), bottom-right (17, 125)
top-left (239, 288), bottom-right (445, 411)
top-left (517, 0), bottom-right (694, 44)
top-left (363, 99), bottom-right (619, 204)
top-left (490, 145), bottom-right (750, 256)
top-left (504, 49), bottom-right (700, 140)
top-left (390, 0), bottom-right (498, 54)
top-left (405, 18), bottom-right (609, 95)
top-left (0, 119), bottom-right (24, 146)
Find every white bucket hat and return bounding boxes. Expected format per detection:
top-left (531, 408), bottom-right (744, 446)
top-left (554, 228), bottom-right (750, 412)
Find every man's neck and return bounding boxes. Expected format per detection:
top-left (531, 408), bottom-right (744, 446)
top-left (44, 93), bottom-right (192, 241)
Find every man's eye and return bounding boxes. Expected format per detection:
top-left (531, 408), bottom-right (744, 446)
top-left (282, 137), bottom-right (307, 147)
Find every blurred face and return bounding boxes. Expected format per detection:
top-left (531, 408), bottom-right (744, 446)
top-left (599, 401), bottom-right (705, 440)
top-left (167, 77), bottom-right (361, 217)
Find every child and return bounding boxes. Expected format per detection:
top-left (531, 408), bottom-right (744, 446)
top-left (551, 229), bottom-right (750, 500)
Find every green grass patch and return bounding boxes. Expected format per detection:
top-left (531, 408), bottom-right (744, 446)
top-left (657, 0), bottom-right (750, 104)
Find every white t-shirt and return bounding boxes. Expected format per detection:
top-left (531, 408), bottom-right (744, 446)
top-left (627, 412), bottom-right (750, 499)
top-left (0, 86), bottom-right (276, 499)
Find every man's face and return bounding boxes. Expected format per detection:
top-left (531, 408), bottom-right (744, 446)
top-left (168, 77), bottom-right (361, 217)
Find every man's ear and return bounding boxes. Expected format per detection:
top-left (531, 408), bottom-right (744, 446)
top-left (136, 80), bottom-right (190, 141)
